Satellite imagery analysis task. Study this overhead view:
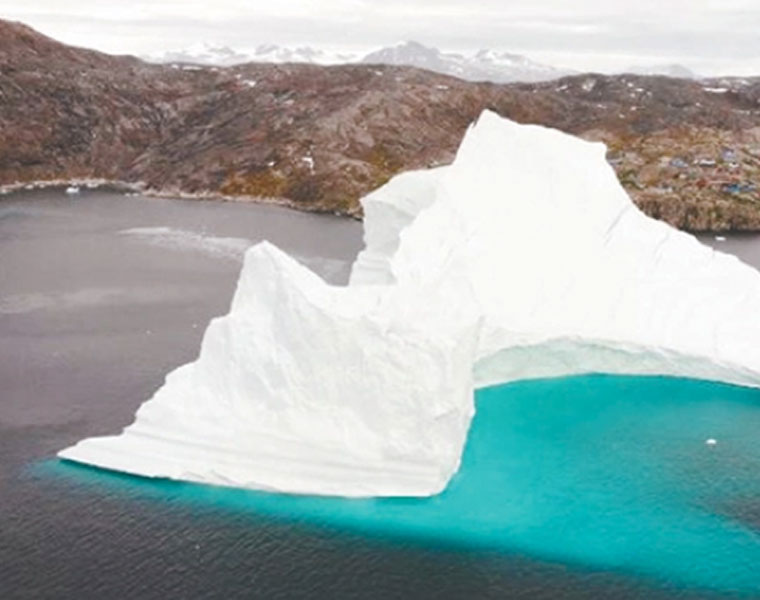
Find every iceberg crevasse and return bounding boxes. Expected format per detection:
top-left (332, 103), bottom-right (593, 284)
top-left (59, 111), bottom-right (760, 497)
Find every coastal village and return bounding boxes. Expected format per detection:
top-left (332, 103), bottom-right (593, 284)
top-left (602, 126), bottom-right (760, 230)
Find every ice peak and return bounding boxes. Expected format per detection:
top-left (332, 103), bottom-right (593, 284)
top-left (60, 111), bottom-right (760, 498)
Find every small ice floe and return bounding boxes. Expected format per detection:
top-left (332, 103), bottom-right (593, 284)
top-left (715, 236), bottom-right (726, 242)
top-left (65, 186), bottom-right (80, 195)
top-left (120, 227), bottom-right (251, 262)
top-left (705, 438), bottom-right (718, 446)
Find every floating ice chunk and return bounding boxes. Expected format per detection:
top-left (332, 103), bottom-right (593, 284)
top-left (60, 111), bottom-right (760, 497)
top-left (65, 186), bottom-right (80, 195)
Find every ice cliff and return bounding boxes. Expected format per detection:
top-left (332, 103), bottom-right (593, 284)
top-left (59, 111), bottom-right (760, 497)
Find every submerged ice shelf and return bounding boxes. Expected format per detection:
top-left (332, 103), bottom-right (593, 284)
top-left (55, 376), bottom-right (760, 595)
top-left (59, 111), bottom-right (760, 497)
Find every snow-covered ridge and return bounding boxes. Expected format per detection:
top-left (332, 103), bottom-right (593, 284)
top-left (361, 41), bottom-right (572, 83)
top-left (144, 40), bottom-right (570, 83)
top-left (59, 111), bottom-right (760, 498)
top-left (144, 42), bottom-right (359, 67)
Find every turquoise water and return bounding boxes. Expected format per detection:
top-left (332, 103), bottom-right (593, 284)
top-left (52, 375), bottom-right (760, 596)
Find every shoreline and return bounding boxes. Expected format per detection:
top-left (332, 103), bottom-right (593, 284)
top-left (0, 178), bottom-right (142, 196)
top-left (0, 177), bottom-right (754, 232)
top-left (0, 178), bottom-right (362, 220)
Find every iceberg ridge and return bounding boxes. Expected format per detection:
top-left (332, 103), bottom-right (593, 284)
top-left (59, 111), bottom-right (760, 497)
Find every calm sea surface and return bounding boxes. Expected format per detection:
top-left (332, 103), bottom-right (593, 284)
top-left (1, 189), bottom-right (759, 599)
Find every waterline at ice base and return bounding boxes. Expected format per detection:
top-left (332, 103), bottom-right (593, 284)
top-left (59, 110), bottom-right (760, 498)
top-left (54, 375), bottom-right (760, 595)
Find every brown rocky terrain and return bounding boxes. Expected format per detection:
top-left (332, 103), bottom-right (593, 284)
top-left (2, 19), bottom-right (760, 230)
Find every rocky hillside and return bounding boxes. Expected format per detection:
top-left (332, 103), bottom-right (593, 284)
top-left (2, 20), bottom-right (760, 231)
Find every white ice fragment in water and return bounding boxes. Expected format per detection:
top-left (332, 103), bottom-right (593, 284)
top-left (59, 111), bottom-right (760, 498)
top-left (65, 186), bottom-right (80, 195)
top-left (715, 236), bottom-right (726, 242)
top-left (119, 227), bottom-right (251, 262)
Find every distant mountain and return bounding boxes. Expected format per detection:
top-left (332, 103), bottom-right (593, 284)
top-left (146, 39), bottom-right (570, 83)
top-left (248, 44), bottom-right (357, 65)
top-left (361, 41), bottom-right (572, 83)
top-left (626, 64), bottom-right (700, 79)
top-left (145, 43), bottom-right (357, 66)
top-left (146, 42), bottom-right (251, 66)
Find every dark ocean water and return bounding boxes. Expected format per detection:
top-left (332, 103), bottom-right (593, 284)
top-left (1, 189), bottom-right (759, 599)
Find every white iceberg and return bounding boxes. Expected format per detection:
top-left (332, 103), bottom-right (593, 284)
top-left (59, 111), bottom-right (760, 497)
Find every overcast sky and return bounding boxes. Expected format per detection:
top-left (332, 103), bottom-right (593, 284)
top-left (2, 1), bottom-right (760, 75)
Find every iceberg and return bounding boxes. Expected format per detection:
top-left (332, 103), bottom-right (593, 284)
top-left (59, 111), bottom-right (760, 497)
